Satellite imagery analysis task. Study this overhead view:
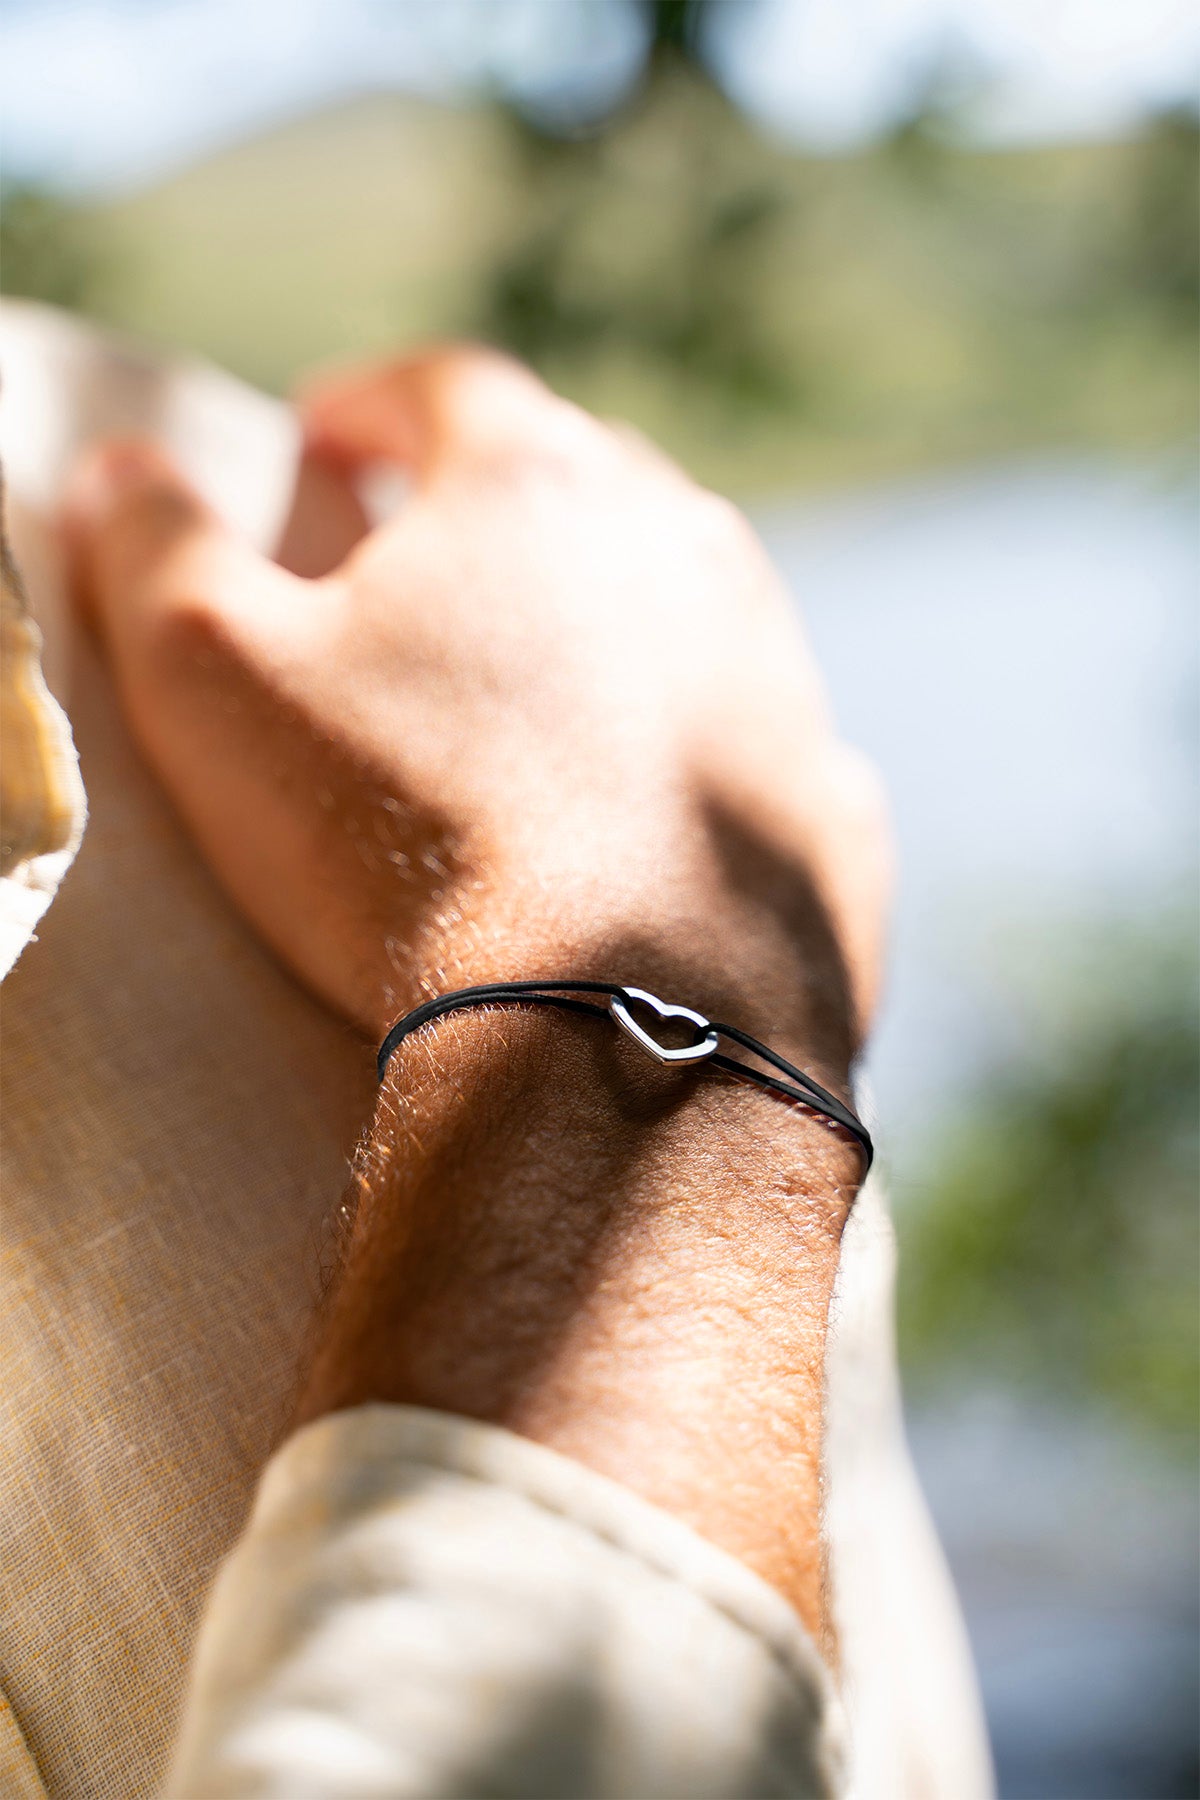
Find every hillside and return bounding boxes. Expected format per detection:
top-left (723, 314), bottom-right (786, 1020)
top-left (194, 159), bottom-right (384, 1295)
top-left (4, 78), bottom-right (1195, 493)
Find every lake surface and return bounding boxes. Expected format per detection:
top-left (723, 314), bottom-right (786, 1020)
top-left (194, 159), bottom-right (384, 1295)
top-left (758, 458), bottom-right (1198, 1799)
top-left (759, 455), bottom-right (1197, 1159)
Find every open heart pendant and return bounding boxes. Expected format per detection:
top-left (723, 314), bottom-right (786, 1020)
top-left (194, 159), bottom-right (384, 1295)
top-left (608, 987), bottom-right (719, 1066)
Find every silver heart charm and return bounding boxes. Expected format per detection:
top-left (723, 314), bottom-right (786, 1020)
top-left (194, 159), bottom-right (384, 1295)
top-left (608, 987), bottom-right (719, 1066)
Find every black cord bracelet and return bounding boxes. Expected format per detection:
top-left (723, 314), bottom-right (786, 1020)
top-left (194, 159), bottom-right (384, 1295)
top-left (377, 980), bottom-right (873, 1174)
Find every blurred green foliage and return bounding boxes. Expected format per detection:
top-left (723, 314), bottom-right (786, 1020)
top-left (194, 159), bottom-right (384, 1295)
top-left (899, 916), bottom-right (1200, 1444)
top-left (1116, 107), bottom-right (1200, 329)
top-left (1, 69), bottom-right (1194, 495)
top-left (474, 80), bottom-right (797, 413)
top-left (0, 184), bottom-right (104, 310)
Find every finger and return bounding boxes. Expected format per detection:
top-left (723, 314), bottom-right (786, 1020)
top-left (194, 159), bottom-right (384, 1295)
top-left (275, 444), bottom-right (371, 579)
top-left (297, 343), bottom-right (596, 480)
top-left (63, 438), bottom-right (319, 656)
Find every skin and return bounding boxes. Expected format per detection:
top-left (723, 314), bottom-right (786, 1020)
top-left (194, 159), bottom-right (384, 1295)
top-left (64, 346), bottom-right (890, 1647)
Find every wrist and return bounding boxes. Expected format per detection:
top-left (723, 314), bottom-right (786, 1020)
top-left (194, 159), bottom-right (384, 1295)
top-left (298, 968), bottom-right (861, 1638)
top-left (393, 850), bottom-right (860, 1105)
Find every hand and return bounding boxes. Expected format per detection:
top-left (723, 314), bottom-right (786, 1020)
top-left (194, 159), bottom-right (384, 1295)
top-left (65, 347), bottom-right (887, 1073)
top-left (65, 347), bottom-right (891, 1639)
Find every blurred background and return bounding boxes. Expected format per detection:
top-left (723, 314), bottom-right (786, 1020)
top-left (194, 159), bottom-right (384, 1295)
top-left (1, 1), bottom-right (1196, 1792)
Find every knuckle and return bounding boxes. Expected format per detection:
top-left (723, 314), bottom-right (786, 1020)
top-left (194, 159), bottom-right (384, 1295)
top-left (695, 490), bottom-right (760, 557)
top-left (512, 430), bottom-right (594, 488)
top-left (485, 406), bottom-right (608, 491)
top-left (439, 342), bottom-right (528, 385)
top-left (140, 587), bottom-right (248, 680)
top-left (689, 491), bottom-right (784, 603)
top-left (434, 344), bottom-right (544, 416)
top-left (99, 485), bottom-right (204, 588)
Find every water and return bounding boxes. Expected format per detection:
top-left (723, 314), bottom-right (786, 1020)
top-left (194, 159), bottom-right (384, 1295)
top-left (759, 456), bottom-right (1198, 1159)
top-left (758, 458), bottom-right (1199, 1799)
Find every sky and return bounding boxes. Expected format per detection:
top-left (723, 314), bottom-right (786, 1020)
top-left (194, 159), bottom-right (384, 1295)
top-left (0, 0), bottom-right (1197, 195)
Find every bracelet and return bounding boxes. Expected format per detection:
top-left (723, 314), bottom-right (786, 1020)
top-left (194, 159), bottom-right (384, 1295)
top-left (377, 980), bottom-right (873, 1173)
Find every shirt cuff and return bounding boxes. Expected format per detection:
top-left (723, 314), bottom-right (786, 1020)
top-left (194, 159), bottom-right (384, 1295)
top-left (165, 1403), bottom-right (845, 1799)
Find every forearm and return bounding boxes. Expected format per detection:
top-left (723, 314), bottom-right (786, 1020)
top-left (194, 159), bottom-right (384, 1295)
top-left (295, 918), bottom-right (863, 1645)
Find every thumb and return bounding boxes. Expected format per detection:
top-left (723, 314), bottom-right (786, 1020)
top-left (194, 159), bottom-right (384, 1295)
top-left (63, 439), bottom-right (315, 661)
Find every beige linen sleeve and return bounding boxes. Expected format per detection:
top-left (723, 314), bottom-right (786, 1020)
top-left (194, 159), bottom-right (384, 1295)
top-left (163, 1404), bottom-right (845, 1800)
